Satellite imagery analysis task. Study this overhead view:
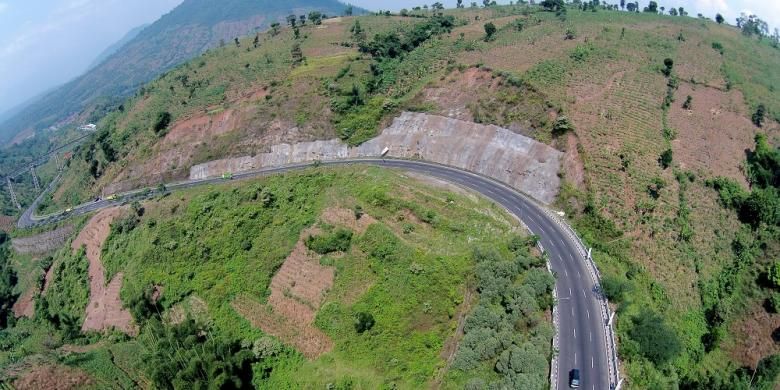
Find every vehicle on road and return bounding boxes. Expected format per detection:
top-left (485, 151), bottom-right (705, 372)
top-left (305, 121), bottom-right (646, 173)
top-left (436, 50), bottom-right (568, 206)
top-left (570, 368), bottom-right (581, 388)
top-left (222, 172), bottom-right (233, 180)
top-left (65, 208), bottom-right (73, 213)
top-left (106, 194), bottom-right (118, 200)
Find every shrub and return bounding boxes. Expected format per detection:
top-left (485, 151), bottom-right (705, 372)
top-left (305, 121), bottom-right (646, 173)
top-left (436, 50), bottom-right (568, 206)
top-left (659, 149), bottom-right (673, 169)
top-left (711, 41), bottom-right (724, 55)
top-left (662, 58), bottom-right (674, 77)
top-left (629, 309), bottom-right (682, 366)
top-left (601, 275), bottom-right (631, 303)
top-left (354, 312), bottom-right (375, 333)
top-left (682, 95), bottom-right (692, 110)
top-left (753, 104), bottom-right (767, 127)
top-left (768, 293), bottom-right (780, 313)
top-left (483, 22), bottom-right (497, 41)
top-left (305, 229), bottom-right (353, 254)
top-left (153, 112), bottom-right (172, 135)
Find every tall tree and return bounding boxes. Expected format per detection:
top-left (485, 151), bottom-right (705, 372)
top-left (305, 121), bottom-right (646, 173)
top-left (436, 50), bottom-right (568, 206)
top-left (620, 0), bottom-right (625, 10)
top-left (286, 14), bottom-right (297, 27)
top-left (344, 4), bottom-right (353, 16)
top-left (309, 11), bottom-right (323, 25)
top-left (715, 13), bottom-right (724, 24)
top-left (643, 1), bottom-right (658, 13)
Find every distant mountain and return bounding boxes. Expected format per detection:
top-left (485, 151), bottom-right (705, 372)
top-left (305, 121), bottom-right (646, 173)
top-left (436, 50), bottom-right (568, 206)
top-left (87, 24), bottom-right (150, 71)
top-left (0, 0), bottom-right (359, 144)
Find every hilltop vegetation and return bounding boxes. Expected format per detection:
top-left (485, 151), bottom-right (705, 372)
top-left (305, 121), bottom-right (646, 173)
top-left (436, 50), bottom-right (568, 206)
top-left (0, 167), bottom-right (551, 388)
top-left (0, 1), bottom-right (779, 389)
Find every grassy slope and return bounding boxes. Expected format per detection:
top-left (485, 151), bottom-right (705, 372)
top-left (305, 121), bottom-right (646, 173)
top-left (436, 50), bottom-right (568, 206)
top-left (58, 166), bottom-right (545, 388)
top-left (6, 5), bottom-right (780, 388)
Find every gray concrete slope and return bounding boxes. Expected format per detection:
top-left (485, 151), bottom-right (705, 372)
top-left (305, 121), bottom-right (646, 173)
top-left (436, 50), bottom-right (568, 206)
top-left (17, 158), bottom-right (611, 390)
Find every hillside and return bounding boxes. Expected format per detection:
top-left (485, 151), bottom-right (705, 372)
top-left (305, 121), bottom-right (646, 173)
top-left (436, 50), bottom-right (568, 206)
top-left (2, 3), bottom-right (780, 389)
top-left (0, 167), bottom-right (552, 388)
top-left (86, 24), bottom-right (150, 71)
top-left (0, 0), bottom-right (358, 144)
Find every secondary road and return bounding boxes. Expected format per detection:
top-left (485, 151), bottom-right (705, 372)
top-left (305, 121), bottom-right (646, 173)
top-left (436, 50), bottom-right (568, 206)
top-left (18, 158), bottom-right (613, 390)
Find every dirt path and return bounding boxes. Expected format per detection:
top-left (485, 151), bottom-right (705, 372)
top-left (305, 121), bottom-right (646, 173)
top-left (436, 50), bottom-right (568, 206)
top-left (71, 208), bottom-right (136, 335)
top-left (12, 287), bottom-right (36, 318)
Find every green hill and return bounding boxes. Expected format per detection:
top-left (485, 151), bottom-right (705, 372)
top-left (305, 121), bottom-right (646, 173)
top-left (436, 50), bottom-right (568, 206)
top-left (2, 3), bottom-right (780, 389)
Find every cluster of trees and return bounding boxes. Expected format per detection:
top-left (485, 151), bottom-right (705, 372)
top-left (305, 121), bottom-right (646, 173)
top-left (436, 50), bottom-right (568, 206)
top-left (0, 236), bottom-right (17, 329)
top-left (709, 134), bottom-right (780, 228)
top-left (358, 15), bottom-right (455, 59)
top-left (453, 238), bottom-right (553, 389)
top-left (141, 318), bottom-right (259, 389)
top-left (305, 228), bottom-right (353, 254)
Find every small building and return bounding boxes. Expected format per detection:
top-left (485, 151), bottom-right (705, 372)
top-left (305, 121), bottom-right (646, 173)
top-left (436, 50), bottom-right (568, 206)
top-left (78, 124), bottom-right (97, 131)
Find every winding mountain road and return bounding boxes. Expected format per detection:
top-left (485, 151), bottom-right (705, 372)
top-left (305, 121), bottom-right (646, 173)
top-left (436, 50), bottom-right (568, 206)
top-left (18, 158), bottom-right (617, 390)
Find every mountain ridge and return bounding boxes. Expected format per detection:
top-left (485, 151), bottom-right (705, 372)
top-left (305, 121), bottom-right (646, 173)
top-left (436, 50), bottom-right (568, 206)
top-left (0, 0), bottom-right (359, 144)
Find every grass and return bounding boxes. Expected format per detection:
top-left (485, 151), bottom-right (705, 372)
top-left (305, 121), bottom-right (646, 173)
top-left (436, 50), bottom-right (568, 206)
top-left (94, 166), bottom-right (542, 387)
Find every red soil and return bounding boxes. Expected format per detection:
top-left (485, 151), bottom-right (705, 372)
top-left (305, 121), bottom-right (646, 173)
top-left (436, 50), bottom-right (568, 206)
top-left (71, 208), bottom-right (136, 335)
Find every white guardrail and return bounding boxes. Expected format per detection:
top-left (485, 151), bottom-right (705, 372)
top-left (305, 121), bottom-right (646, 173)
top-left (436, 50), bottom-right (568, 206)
top-left (542, 209), bottom-right (622, 390)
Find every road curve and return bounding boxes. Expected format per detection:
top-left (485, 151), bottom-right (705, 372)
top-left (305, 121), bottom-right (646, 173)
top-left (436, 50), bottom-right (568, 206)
top-left (18, 158), bottom-right (613, 390)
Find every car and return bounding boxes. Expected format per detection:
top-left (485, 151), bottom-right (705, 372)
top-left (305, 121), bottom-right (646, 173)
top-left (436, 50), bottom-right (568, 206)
top-left (65, 208), bottom-right (73, 213)
top-left (222, 172), bottom-right (233, 180)
top-left (106, 194), bottom-right (118, 200)
top-left (569, 368), bottom-right (581, 388)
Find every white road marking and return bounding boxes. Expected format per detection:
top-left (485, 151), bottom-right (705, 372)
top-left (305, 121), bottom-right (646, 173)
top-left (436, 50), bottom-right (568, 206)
top-left (590, 332), bottom-right (592, 342)
top-left (565, 269), bottom-right (569, 277)
top-left (573, 327), bottom-right (576, 338)
top-left (569, 288), bottom-right (572, 296)
top-left (592, 356), bottom-right (594, 368)
top-left (582, 289), bottom-right (586, 298)
top-left (574, 353), bottom-right (577, 365)
top-left (578, 270), bottom-right (581, 278)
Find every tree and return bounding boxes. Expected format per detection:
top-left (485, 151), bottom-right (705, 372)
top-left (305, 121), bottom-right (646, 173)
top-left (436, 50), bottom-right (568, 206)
top-left (270, 22), bottom-right (281, 36)
top-left (682, 95), bottom-right (692, 110)
top-left (484, 22), bottom-right (497, 41)
top-left (299, 14), bottom-right (306, 26)
top-left (457, 0), bottom-right (464, 8)
top-left (286, 14), bottom-right (297, 28)
top-left (668, 7), bottom-right (677, 16)
top-left (541, 0), bottom-right (565, 11)
top-left (662, 57), bottom-right (674, 76)
top-left (290, 43), bottom-right (304, 66)
top-left (293, 27), bottom-right (300, 40)
top-left (309, 11), bottom-right (323, 25)
top-left (643, 1), bottom-right (658, 13)
top-left (715, 13), bottom-right (724, 24)
top-left (620, 0), bottom-right (625, 10)
top-left (350, 20), bottom-right (366, 44)
top-left (354, 312), bottom-right (375, 333)
top-left (253, 34), bottom-right (260, 48)
top-left (678, 7), bottom-right (687, 16)
top-left (629, 310), bottom-right (682, 365)
top-left (660, 149), bottom-right (673, 169)
top-left (753, 104), bottom-right (767, 127)
top-left (738, 13), bottom-right (769, 37)
top-left (234, 37), bottom-right (240, 47)
top-left (601, 275), bottom-right (630, 303)
top-left (153, 112), bottom-right (172, 135)
top-left (626, 2), bottom-right (637, 12)
top-left (344, 4), bottom-right (353, 16)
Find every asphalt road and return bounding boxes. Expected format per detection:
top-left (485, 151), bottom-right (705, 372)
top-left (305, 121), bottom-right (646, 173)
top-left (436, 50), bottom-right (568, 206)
top-left (18, 158), bottom-right (611, 390)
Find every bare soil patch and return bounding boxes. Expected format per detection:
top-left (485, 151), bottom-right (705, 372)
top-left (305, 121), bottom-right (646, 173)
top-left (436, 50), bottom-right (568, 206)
top-left (12, 287), bottom-right (36, 319)
top-left (320, 207), bottom-right (376, 235)
top-left (669, 84), bottom-right (760, 186)
top-left (416, 67), bottom-right (498, 121)
top-left (727, 303), bottom-right (780, 369)
top-left (0, 215), bottom-right (16, 232)
top-left (234, 225), bottom-right (335, 358)
top-left (561, 132), bottom-right (585, 189)
top-left (71, 208), bottom-right (136, 335)
top-left (13, 363), bottom-right (93, 390)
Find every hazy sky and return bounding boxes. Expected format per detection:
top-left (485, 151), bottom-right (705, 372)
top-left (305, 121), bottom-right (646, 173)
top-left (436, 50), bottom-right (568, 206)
top-left (0, 0), bottom-right (182, 115)
top-left (0, 0), bottom-right (777, 115)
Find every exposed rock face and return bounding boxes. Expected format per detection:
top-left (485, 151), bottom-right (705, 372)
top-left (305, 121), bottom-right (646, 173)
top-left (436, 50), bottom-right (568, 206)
top-left (190, 112), bottom-right (562, 203)
top-left (11, 225), bottom-right (75, 255)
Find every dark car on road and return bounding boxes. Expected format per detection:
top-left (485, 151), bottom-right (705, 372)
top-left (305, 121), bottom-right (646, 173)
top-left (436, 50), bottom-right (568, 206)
top-left (569, 368), bottom-right (580, 388)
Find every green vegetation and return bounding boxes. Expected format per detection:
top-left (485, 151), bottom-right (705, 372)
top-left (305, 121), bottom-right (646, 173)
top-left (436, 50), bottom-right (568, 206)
top-left (0, 166), bottom-right (542, 388)
top-left (447, 238), bottom-right (552, 389)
